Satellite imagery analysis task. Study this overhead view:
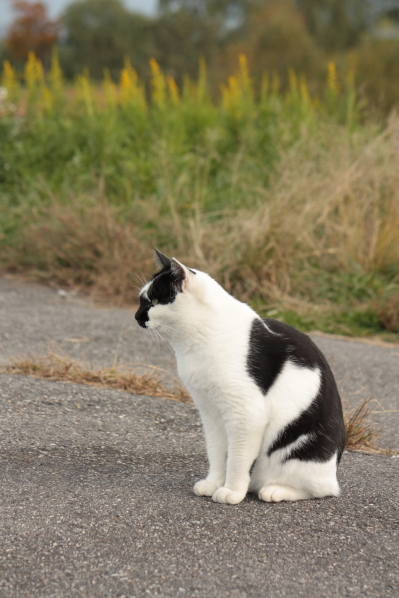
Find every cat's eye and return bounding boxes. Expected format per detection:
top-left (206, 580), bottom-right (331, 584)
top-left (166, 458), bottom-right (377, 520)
top-left (152, 299), bottom-right (158, 306)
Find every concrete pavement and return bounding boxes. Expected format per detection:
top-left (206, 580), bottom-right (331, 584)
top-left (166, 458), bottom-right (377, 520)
top-left (0, 276), bottom-right (398, 598)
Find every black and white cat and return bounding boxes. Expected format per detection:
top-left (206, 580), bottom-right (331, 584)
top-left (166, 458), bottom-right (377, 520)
top-left (135, 249), bottom-right (346, 505)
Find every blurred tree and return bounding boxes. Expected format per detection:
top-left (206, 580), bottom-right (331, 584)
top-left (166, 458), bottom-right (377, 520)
top-left (158, 0), bottom-right (262, 35)
top-left (60, 0), bottom-right (156, 80)
top-left (151, 9), bottom-right (219, 81)
top-left (298, 0), bottom-right (368, 51)
top-left (158, 0), bottom-right (252, 17)
top-left (6, 1), bottom-right (60, 63)
top-left (218, 0), bottom-right (324, 89)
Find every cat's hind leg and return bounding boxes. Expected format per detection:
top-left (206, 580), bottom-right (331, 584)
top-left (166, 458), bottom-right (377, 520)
top-left (258, 484), bottom-right (312, 503)
top-left (255, 452), bottom-right (341, 502)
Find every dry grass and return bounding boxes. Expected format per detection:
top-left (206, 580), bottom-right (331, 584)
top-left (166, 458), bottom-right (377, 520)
top-left (201, 117), bottom-right (399, 306)
top-left (2, 352), bottom-right (395, 454)
top-left (0, 351), bottom-right (190, 403)
top-left (344, 398), bottom-right (381, 453)
top-left (4, 200), bottom-right (153, 306)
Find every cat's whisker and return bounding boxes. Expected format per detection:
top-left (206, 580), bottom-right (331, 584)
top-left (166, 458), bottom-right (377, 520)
top-left (134, 268), bottom-right (148, 286)
top-left (152, 325), bottom-right (169, 349)
top-left (132, 273), bottom-right (147, 288)
top-left (153, 329), bottom-right (164, 350)
top-left (132, 277), bottom-right (146, 291)
top-left (155, 327), bottom-right (175, 356)
top-left (149, 327), bottom-right (161, 349)
top-left (157, 324), bottom-right (175, 340)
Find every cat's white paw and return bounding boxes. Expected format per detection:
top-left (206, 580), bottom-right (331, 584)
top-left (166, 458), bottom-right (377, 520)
top-left (212, 486), bottom-right (246, 505)
top-left (194, 479), bottom-right (221, 497)
top-left (258, 484), bottom-right (311, 503)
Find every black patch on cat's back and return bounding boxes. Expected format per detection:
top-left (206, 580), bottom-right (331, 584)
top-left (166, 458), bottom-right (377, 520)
top-left (247, 318), bottom-right (346, 463)
top-left (247, 318), bottom-right (320, 395)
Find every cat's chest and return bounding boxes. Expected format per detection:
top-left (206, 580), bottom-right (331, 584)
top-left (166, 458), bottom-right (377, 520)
top-left (174, 334), bottom-right (251, 397)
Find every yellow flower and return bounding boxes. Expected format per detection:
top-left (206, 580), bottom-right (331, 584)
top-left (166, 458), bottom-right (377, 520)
top-left (167, 76), bottom-right (180, 105)
top-left (119, 59), bottom-right (146, 109)
top-left (327, 61), bottom-right (339, 94)
top-left (150, 58), bottom-right (166, 107)
top-left (24, 51), bottom-right (44, 89)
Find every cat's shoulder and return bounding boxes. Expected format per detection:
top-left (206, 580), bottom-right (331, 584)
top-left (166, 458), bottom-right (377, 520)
top-left (251, 318), bottom-right (324, 361)
top-left (247, 317), bottom-right (330, 395)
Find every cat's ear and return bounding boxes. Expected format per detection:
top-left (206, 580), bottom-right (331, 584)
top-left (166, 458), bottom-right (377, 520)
top-left (171, 258), bottom-right (190, 290)
top-left (154, 248), bottom-right (171, 271)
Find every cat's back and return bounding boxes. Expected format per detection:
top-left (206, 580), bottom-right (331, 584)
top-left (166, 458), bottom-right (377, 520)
top-left (247, 318), bottom-right (334, 393)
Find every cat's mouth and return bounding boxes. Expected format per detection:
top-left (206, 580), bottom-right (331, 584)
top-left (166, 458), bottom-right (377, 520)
top-left (135, 313), bottom-right (156, 330)
top-left (135, 312), bottom-right (149, 329)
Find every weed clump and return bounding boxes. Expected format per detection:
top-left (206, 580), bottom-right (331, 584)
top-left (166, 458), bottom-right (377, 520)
top-left (343, 398), bottom-right (379, 453)
top-left (1, 351), bottom-right (190, 403)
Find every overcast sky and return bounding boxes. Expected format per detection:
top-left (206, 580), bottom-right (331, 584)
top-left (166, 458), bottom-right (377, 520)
top-left (0, 0), bottom-right (158, 35)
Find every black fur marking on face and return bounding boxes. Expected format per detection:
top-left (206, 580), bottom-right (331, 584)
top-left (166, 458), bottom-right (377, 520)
top-left (135, 271), bottom-right (178, 327)
top-left (135, 256), bottom-right (193, 327)
top-left (149, 268), bottom-right (181, 304)
top-left (247, 318), bottom-right (346, 464)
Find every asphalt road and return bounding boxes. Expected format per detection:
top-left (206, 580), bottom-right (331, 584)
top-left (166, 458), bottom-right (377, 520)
top-left (0, 276), bottom-right (398, 598)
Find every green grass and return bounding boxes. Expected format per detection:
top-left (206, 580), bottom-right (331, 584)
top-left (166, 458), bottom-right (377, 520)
top-left (1, 54), bottom-right (399, 340)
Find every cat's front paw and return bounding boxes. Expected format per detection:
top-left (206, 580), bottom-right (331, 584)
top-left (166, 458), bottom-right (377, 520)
top-left (212, 486), bottom-right (246, 505)
top-left (194, 479), bottom-right (221, 497)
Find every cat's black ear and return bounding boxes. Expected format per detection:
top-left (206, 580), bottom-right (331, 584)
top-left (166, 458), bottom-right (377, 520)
top-left (154, 248), bottom-right (171, 271)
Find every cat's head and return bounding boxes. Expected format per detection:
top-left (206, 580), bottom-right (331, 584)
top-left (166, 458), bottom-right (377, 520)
top-left (135, 248), bottom-right (200, 331)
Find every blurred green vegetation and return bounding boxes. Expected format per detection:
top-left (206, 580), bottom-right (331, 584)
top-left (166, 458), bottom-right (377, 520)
top-left (0, 52), bottom-right (398, 340)
top-left (1, 0), bottom-right (399, 339)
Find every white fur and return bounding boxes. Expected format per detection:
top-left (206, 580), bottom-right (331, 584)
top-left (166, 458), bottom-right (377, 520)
top-left (143, 268), bottom-right (340, 504)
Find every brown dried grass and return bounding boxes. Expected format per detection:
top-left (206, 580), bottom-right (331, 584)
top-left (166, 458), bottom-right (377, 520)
top-left (0, 351), bottom-right (190, 403)
top-left (344, 398), bottom-right (380, 453)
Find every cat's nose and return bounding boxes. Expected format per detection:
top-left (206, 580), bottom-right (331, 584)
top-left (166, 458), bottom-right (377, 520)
top-left (134, 305), bottom-right (144, 321)
top-left (135, 307), bottom-right (148, 328)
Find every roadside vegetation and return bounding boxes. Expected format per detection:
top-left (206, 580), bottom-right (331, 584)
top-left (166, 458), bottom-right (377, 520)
top-left (0, 51), bottom-right (399, 340)
top-left (1, 350), bottom-right (190, 403)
